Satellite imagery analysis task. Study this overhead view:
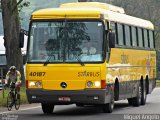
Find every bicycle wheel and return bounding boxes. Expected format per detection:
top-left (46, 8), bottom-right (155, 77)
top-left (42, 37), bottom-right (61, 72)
top-left (7, 92), bottom-right (13, 111)
top-left (15, 93), bottom-right (20, 110)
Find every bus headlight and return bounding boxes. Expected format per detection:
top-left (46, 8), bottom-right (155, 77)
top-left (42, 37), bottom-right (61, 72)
top-left (29, 81), bottom-right (35, 87)
top-left (28, 81), bottom-right (42, 88)
top-left (95, 81), bottom-right (101, 87)
top-left (87, 81), bottom-right (93, 87)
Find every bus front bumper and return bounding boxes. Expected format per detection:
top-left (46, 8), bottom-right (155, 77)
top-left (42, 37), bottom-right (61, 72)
top-left (26, 89), bottom-right (111, 105)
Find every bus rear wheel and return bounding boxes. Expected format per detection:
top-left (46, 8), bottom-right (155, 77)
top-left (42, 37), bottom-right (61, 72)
top-left (132, 84), bottom-right (142, 107)
top-left (41, 103), bottom-right (54, 114)
top-left (141, 81), bottom-right (147, 105)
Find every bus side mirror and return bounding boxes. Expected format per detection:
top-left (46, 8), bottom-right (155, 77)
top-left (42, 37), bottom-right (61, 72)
top-left (19, 32), bottom-right (24, 48)
top-left (109, 32), bottom-right (115, 48)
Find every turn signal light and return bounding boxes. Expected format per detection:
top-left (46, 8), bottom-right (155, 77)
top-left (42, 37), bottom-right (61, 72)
top-left (101, 80), bottom-right (106, 89)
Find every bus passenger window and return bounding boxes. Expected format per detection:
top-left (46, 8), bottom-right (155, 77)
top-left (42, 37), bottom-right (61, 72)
top-left (137, 28), bottom-right (143, 47)
top-left (143, 29), bottom-right (149, 48)
top-left (111, 22), bottom-right (117, 44)
top-left (124, 25), bottom-right (131, 46)
top-left (131, 27), bottom-right (137, 47)
top-left (149, 30), bottom-right (154, 48)
top-left (117, 23), bottom-right (124, 46)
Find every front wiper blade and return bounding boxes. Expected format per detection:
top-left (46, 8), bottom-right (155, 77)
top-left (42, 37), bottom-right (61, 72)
top-left (43, 55), bottom-right (55, 66)
top-left (73, 54), bottom-right (85, 66)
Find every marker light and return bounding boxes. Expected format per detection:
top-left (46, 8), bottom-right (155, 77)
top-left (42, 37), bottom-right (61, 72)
top-left (101, 80), bottom-right (106, 89)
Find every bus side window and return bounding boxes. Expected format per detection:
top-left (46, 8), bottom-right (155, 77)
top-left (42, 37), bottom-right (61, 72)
top-left (137, 28), bottom-right (143, 47)
top-left (117, 23), bottom-right (124, 46)
top-left (149, 30), bottom-right (154, 49)
top-left (124, 25), bottom-right (131, 47)
top-left (110, 22), bottom-right (117, 44)
top-left (143, 29), bottom-right (149, 48)
top-left (131, 26), bottom-right (137, 47)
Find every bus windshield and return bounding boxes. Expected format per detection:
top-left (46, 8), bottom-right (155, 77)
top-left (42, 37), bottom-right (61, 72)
top-left (28, 20), bottom-right (104, 63)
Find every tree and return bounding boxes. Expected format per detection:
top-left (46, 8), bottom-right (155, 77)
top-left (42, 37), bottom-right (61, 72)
top-left (112, 0), bottom-right (160, 48)
top-left (1, 0), bottom-right (25, 82)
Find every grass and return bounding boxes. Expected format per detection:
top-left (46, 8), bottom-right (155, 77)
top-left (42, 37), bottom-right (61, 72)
top-left (156, 80), bottom-right (160, 87)
top-left (0, 86), bottom-right (28, 107)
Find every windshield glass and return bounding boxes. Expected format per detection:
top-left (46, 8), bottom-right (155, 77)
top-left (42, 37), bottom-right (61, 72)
top-left (28, 21), bottom-right (104, 63)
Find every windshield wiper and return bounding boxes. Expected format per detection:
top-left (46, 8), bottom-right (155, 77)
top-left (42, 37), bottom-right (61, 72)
top-left (43, 54), bottom-right (55, 66)
top-left (72, 54), bottom-right (85, 66)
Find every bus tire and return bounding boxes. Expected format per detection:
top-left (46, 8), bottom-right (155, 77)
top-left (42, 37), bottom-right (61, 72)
top-left (102, 96), bottom-right (114, 113)
top-left (127, 98), bottom-right (133, 105)
top-left (141, 80), bottom-right (147, 105)
top-left (114, 80), bottom-right (119, 101)
top-left (76, 103), bottom-right (84, 107)
top-left (132, 84), bottom-right (141, 107)
top-left (41, 103), bottom-right (54, 114)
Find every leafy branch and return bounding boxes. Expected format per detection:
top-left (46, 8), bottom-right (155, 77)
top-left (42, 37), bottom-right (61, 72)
top-left (12, 0), bottom-right (30, 12)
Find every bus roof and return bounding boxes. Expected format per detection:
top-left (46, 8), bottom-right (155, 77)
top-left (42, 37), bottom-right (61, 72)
top-left (104, 10), bottom-right (154, 30)
top-left (60, 2), bottom-right (125, 14)
top-left (31, 2), bottom-right (154, 30)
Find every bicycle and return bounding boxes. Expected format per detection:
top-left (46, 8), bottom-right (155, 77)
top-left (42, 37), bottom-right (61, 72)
top-left (6, 83), bottom-right (21, 111)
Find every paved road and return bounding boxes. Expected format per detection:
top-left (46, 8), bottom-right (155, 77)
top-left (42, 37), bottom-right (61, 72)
top-left (1, 88), bottom-right (160, 120)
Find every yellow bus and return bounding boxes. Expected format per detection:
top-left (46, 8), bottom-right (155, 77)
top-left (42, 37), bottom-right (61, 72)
top-left (21, 2), bottom-right (156, 113)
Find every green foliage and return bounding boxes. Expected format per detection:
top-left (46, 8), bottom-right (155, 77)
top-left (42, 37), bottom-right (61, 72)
top-left (0, 86), bottom-right (28, 107)
top-left (157, 80), bottom-right (160, 87)
top-left (18, 1), bottom-right (30, 12)
top-left (19, 0), bottom-right (77, 30)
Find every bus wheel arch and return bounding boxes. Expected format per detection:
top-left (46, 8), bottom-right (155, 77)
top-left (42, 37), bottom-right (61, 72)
top-left (114, 78), bottom-right (119, 101)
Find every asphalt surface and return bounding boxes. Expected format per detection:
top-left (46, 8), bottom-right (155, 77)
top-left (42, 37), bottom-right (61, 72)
top-left (0, 88), bottom-right (160, 120)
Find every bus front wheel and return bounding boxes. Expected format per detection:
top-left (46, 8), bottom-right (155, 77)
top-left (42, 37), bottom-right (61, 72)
top-left (76, 103), bottom-right (84, 107)
top-left (127, 98), bottom-right (133, 105)
top-left (102, 97), bottom-right (114, 113)
top-left (41, 103), bottom-right (54, 114)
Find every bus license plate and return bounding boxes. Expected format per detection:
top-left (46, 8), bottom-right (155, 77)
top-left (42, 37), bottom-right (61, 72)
top-left (58, 97), bottom-right (71, 102)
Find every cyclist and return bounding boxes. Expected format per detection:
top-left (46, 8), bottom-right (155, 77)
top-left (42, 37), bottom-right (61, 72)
top-left (6, 66), bottom-right (21, 106)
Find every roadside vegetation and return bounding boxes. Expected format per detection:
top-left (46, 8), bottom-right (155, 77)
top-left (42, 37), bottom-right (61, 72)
top-left (0, 86), bottom-right (28, 107)
top-left (156, 80), bottom-right (160, 87)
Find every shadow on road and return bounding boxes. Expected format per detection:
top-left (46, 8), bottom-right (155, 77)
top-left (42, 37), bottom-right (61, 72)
top-left (53, 103), bottom-right (129, 115)
top-left (25, 102), bottom-right (130, 117)
top-left (16, 102), bottom-right (141, 120)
